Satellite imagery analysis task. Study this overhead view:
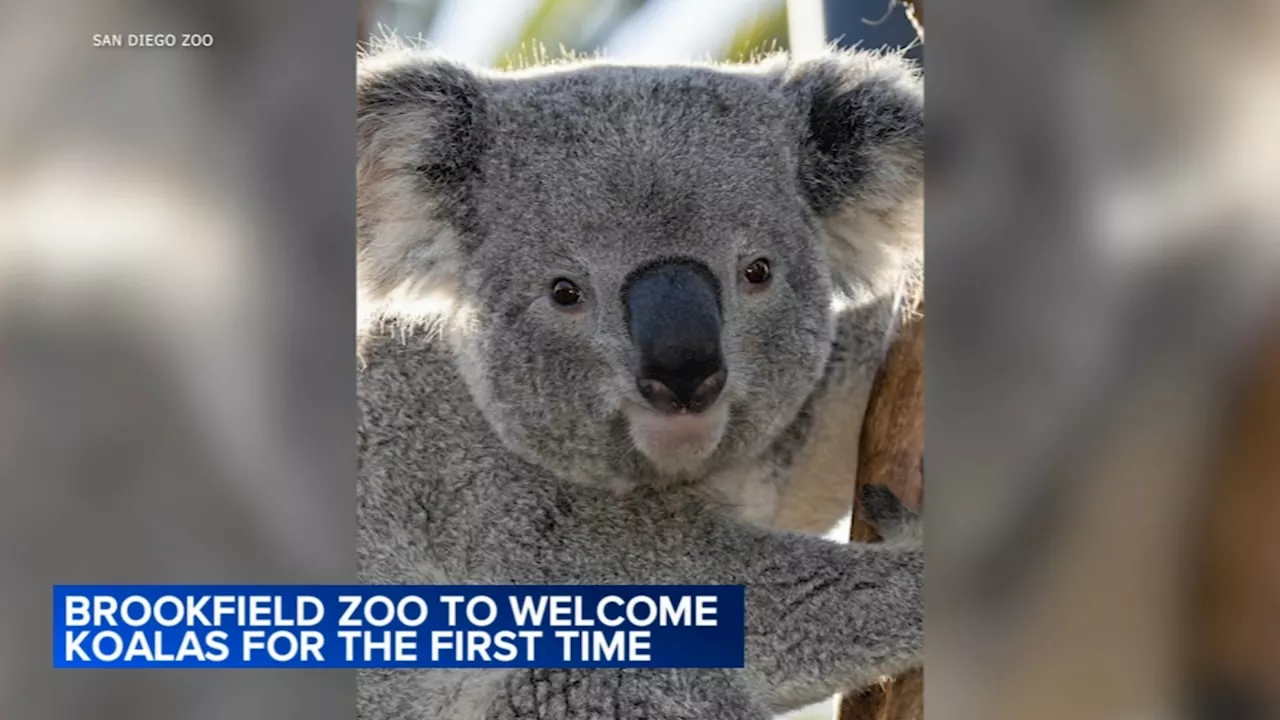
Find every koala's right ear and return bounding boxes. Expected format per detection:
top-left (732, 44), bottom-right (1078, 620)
top-left (356, 48), bottom-right (486, 326)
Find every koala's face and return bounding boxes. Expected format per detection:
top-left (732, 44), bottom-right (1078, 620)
top-left (463, 68), bottom-right (836, 483)
top-left (358, 49), bottom-right (923, 487)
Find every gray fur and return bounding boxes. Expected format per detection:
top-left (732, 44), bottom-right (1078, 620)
top-left (860, 484), bottom-right (924, 544)
top-left (357, 42), bottom-right (923, 719)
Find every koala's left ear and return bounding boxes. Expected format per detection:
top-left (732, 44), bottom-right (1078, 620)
top-left (782, 50), bottom-right (923, 295)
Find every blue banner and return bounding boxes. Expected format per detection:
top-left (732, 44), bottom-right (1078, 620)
top-left (52, 585), bottom-right (746, 669)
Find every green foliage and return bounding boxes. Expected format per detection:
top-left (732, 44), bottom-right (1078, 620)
top-left (492, 0), bottom-right (790, 68)
top-left (719, 3), bottom-right (789, 62)
top-left (497, 0), bottom-right (631, 69)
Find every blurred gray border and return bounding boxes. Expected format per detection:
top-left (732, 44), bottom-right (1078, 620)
top-left (0, 1), bottom-right (357, 719)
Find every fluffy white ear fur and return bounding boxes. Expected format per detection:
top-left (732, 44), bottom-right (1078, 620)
top-left (355, 49), bottom-right (478, 333)
top-left (783, 49), bottom-right (924, 301)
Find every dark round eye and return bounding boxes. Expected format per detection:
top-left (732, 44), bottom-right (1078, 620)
top-left (742, 258), bottom-right (771, 286)
top-left (550, 278), bottom-right (584, 307)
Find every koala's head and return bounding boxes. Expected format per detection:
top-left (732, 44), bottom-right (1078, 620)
top-left (357, 44), bottom-right (922, 488)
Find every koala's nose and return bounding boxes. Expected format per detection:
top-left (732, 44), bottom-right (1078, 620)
top-left (623, 260), bottom-right (727, 414)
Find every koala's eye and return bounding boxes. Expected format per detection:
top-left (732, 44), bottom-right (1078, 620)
top-left (742, 258), bottom-right (772, 287)
top-left (550, 278), bottom-right (584, 307)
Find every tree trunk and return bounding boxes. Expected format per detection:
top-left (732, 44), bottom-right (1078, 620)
top-left (837, 299), bottom-right (925, 720)
top-left (1192, 316), bottom-right (1280, 717)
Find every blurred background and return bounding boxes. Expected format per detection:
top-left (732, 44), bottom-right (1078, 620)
top-left (357, 0), bottom-right (920, 67)
top-left (3, 1), bottom-right (1279, 720)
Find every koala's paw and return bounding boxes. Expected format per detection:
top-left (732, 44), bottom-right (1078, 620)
top-left (859, 484), bottom-right (923, 544)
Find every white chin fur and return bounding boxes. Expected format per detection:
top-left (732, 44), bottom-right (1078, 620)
top-left (624, 401), bottom-right (729, 475)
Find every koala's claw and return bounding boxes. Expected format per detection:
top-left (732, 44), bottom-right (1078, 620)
top-left (859, 484), bottom-right (922, 542)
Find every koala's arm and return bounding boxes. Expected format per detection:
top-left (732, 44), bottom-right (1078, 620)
top-left (433, 476), bottom-right (921, 714)
top-left (735, 513), bottom-right (922, 711)
top-left (485, 668), bottom-right (772, 720)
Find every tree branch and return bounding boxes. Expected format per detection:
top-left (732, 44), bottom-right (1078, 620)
top-left (901, 0), bottom-right (924, 41)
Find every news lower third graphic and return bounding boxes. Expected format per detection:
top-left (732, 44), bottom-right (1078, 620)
top-left (52, 585), bottom-right (746, 669)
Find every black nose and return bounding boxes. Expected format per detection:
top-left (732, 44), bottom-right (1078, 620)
top-left (623, 260), bottom-right (727, 414)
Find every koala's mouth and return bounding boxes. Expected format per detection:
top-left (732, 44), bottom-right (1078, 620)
top-left (622, 399), bottom-right (730, 475)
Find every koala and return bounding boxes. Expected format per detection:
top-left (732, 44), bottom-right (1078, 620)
top-left (356, 39), bottom-right (923, 720)
top-left (860, 484), bottom-right (924, 545)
